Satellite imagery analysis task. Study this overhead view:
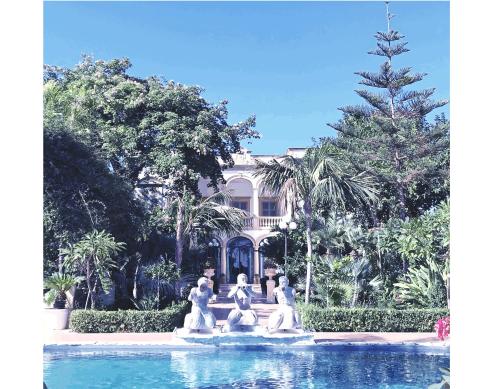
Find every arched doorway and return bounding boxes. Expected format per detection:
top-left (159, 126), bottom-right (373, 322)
top-left (226, 237), bottom-right (254, 284)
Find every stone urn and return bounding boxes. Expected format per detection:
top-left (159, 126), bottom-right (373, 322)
top-left (203, 268), bottom-right (215, 290)
top-left (264, 267), bottom-right (277, 280)
top-left (264, 268), bottom-right (277, 303)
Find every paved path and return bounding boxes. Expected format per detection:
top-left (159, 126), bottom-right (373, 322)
top-left (44, 330), bottom-right (444, 346)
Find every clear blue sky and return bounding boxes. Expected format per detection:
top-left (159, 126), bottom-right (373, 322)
top-left (44, 1), bottom-right (449, 155)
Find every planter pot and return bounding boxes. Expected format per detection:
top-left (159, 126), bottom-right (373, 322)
top-left (264, 268), bottom-right (277, 279)
top-left (44, 308), bottom-right (71, 330)
top-left (65, 285), bottom-right (76, 308)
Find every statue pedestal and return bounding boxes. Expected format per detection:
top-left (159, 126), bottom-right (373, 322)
top-left (266, 279), bottom-right (276, 303)
top-left (174, 326), bottom-right (314, 346)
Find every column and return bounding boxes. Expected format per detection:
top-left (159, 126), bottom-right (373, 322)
top-left (253, 247), bottom-right (260, 284)
top-left (252, 186), bottom-right (260, 229)
top-left (221, 240), bottom-right (227, 284)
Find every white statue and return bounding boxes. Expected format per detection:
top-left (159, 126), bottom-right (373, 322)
top-left (267, 276), bottom-right (302, 333)
top-left (183, 277), bottom-right (217, 332)
top-left (223, 273), bottom-right (258, 332)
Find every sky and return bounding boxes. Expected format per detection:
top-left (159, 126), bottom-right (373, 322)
top-left (44, 1), bottom-right (450, 155)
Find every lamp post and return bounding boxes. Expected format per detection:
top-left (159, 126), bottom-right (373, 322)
top-left (278, 217), bottom-right (297, 276)
top-left (207, 239), bottom-right (220, 291)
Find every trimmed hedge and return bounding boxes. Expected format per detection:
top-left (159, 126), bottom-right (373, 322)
top-left (69, 302), bottom-right (190, 333)
top-left (298, 305), bottom-right (449, 332)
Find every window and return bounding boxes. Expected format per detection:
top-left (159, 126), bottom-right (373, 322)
top-left (230, 199), bottom-right (250, 212)
top-left (261, 199), bottom-right (278, 216)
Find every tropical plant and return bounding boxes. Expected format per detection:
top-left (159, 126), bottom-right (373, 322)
top-left (183, 191), bottom-right (246, 248)
top-left (254, 143), bottom-right (378, 303)
top-left (131, 293), bottom-right (160, 311)
top-left (311, 255), bottom-right (353, 307)
top-left (62, 230), bottom-right (126, 309)
top-left (43, 126), bottom-right (142, 277)
top-left (142, 258), bottom-right (180, 310)
top-left (348, 255), bottom-right (384, 307)
top-left (313, 214), bottom-right (362, 257)
top-left (393, 258), bottom-right (448, 308)
top-left (44, 273), bottom-right (84, 308)
top-left (434, 316), bottom-right (450, 341)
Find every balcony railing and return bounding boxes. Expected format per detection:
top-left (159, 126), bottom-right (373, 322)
top-left (243, 216), bottom-right (283, 230)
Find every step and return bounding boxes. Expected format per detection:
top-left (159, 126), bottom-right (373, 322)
top-left (210, 283), bottom-right (278, 325)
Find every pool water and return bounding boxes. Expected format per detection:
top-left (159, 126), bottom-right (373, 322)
top-left (44, 345), bottom-right (449, 389)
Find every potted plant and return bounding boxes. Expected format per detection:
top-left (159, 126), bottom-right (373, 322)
top-left (264, 259), bottom-right (278, 279)
top-left (44, 273), bottom-right (83, 330)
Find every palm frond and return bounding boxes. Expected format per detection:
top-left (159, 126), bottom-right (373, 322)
top-left (185, 190), bottom-right (246, 236)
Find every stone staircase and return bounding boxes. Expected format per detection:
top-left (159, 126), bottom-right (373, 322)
top-left (210, 283), bottom-right (278, 326)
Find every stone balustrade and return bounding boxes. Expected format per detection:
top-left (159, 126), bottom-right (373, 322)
top-left (243, 216), bottom-right (283, 230)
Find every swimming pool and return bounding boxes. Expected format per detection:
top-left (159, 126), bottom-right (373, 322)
top-left (44, 345), bottom-right (449, 388)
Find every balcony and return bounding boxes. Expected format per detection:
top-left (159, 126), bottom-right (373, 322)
top-left (243, 216), bottom-right (283, 230)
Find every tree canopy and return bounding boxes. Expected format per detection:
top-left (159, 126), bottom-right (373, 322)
top-left (325, 6), bottom-right (449, 223)
top-left (44, 56), bottom-right (259, 193)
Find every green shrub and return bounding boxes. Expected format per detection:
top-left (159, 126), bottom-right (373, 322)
top-left (298, 305), bottom-right (449, 332)
top-left (69, 302), bottom-right (189, 333)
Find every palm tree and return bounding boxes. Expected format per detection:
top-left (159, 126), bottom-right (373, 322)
top-left (313, 214), bottom-right (361, 258)
top-left (254, 144), bottom-right (377, 304)
top-left (44, 273), bottom-right (84, 308)
top-left (62, 230), bottom-right (126, 309)
top-left (174, 191), bottom-right (247, 267)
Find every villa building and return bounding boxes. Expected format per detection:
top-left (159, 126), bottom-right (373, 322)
top-left (198, 148), bottom-right (305, 284)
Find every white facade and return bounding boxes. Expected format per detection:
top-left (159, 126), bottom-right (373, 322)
top-left (198, 148), bottom-right (305, 284)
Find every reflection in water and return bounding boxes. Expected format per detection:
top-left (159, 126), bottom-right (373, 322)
top-left (168, 348), bottom-right (447, 389)
top-left (170, 349), bottom-right (315, 388)
top-left (44, 347), bottom-right (449, 389)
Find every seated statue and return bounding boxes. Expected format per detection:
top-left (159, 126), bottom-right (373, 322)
top-left (267, 276), bottom-right (302, 333)
top-left (223, 273), bottom-right (258, 332)
top-left (183, 277), bottom-right (216, 332)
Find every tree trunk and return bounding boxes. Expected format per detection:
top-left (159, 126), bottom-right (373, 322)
top-left (133, 259), bottom-right (141, 299)
top-left (91, 279), bottom-right (98, 309)
top-left (157, 273), bottom-right (160, 311)
top-left (175, 193), bottom-right (186, 268)
top-left (396, 183), bottom-right (407, 220)
top-left (84, 259), bottom-right (91, 310)
top-left (396, 182), bottom-right (408, 273)
top-left (351, 283), bottom-right (358, 308)
top-left (85, 281), bottom-right (91, 310)
top-left (58, 252), bottom-right (63, 274)
top-left (304, 201), bottom-right (313, 305)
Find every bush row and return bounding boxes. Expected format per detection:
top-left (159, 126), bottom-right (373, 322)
top-left (69, 302), bottom-right (190, 333)
top-left (298, 305), bottom-right (449, 332)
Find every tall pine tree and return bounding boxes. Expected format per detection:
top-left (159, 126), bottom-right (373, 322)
top-left (326, 2), bottom-right (449, 225)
